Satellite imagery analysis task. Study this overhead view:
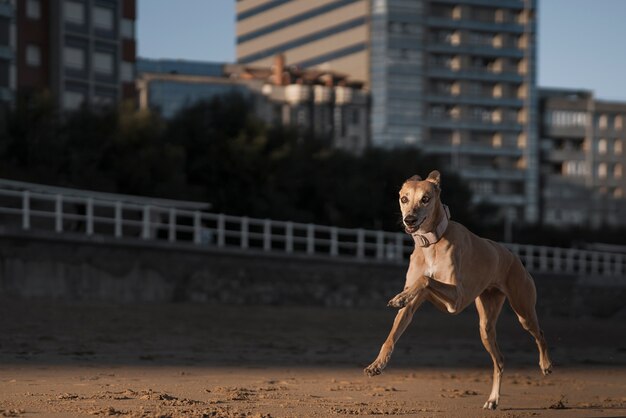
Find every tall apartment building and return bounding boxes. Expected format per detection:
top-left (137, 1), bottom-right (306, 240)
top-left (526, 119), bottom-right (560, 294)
top-left (0, 0), bottom-right (16, 112)
top-left (236, 0), bottom-right (538, 222)
top-left (15, 0), bottom-right (136, 110)
top-left (539, 88), bottom-right (626, 228)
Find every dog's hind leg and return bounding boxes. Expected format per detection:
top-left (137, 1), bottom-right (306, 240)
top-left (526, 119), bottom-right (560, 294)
top-left (505, 262), bottom-right (552, 376)
top-left (364, 292), bottom-right (426, 377)
top-left (476, 288), bottom-right (506, 410)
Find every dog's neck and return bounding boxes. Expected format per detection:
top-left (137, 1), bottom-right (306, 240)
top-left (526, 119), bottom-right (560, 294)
top-left (411, 203), bottom-right (450, 248)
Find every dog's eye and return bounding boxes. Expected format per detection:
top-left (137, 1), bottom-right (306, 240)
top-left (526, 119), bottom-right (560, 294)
top-left (400, 196), bottom-right (409, 204)
top-left (421, 196), bottom-right (430, 204)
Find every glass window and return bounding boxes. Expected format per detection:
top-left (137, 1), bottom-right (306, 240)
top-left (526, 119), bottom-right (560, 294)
top-left (120, 61), bottom-right (134, 82)
top-left (598, 138), bottom-right (608, 154)
top-left (26, 44), bottom-right (41, 67)
top-left (26, 0), bottom-right (41, 19)
top-left (615, 164), bottom-right (623, 179)
top-left (94, 51), bottom-right (113, 75)
top-left (63, 90), bottom-right (84, 110)
top-left (64, 1), bottom-right (85, 26)
top-left (94, 6), bottom-right (114, 31)
top-left (598, 114), bottom-right (608, 129)
top-left (121, 18), bottom-right (134, 39)
top-left (598, 162), bottom-right (608, 179)
top-left (615, 115), bottom-right (623, 130)
top-left (615, 139), bottom-right (623, 155)
top-left (64, 46), bottom-right (85, 70)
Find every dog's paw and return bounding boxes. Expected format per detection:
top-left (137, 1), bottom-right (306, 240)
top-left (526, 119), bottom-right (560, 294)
top-left (387, 293), bottom-right (410, 308)
top-left (541, 363), bottom-right (553, 376)
top-left (483, 400), bottom-right (498, 410)
top-left (364, 362), bottom-right (384, 377)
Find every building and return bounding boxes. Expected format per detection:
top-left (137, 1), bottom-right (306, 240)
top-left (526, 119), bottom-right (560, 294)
top-left (136, 58), bottom-right (246, 119)
top-left (539, 88), bottom-right (626, 228)
top-left (236, 0), bottom-right (538, 223)
top-left (14, 0), bottom-right (136, 110)
top-left (136, 56), bottom-right (370, 153)
top-left (0, 0), bottom-right (16, 113)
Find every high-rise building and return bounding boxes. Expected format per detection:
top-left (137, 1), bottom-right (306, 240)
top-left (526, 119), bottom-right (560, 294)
top-left (236, 0), bottom-right (538, 222)
top-left (15, 0), bottom-right (136, 110)
top-left (539, 88), bottom-right (626, 228)
top-left (0, 0), bottom-right (16, 111)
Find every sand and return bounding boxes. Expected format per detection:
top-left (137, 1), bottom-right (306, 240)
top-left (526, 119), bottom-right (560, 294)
top-left (0, 301), bottom-right (625, 417)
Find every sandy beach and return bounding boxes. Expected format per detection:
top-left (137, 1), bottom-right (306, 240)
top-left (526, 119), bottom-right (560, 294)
top-left (1, 301), bottom-right (625, 417)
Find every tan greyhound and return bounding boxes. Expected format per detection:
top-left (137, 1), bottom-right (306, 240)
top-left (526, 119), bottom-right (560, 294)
top-left (364, 170), bottom-right (552, 410)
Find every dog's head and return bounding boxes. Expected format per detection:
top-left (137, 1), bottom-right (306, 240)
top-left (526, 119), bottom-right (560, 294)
top-left (399, 170), bottom-right (441, 234)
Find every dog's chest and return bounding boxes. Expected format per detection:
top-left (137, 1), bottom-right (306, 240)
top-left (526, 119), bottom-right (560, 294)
top-left (420, 247), bottom-right (455, 285)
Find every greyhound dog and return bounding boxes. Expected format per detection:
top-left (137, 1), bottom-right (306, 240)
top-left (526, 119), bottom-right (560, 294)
top-left (364, 170), bottom-right (552, 410)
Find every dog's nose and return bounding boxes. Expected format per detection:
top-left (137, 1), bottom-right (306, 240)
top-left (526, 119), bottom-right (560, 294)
top-left (404, 215), bottom-right (418, 226)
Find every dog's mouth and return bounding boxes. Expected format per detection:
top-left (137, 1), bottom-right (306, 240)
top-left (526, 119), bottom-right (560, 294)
top-left (404, 217), bottom-right (426, 234)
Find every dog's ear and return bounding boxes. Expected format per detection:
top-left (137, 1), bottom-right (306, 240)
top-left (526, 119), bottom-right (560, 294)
top-left (426, 170), bottom-right (441, 187)
top-left (407, 175), bottom-right (422, 182)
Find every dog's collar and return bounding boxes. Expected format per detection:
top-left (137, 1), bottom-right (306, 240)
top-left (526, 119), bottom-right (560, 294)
top-left (411, 205), bottom-right (451, 248)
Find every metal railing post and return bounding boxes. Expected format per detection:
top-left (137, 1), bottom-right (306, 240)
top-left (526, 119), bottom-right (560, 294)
top-left (168, 208), bottom-right (176, 242)
top-left (263, 219), bottom-right (271, 251)
top-left (142, 205), bottom-right (150, 240)
top-left (194, 211), bottom-right (202, 245)
top-left (22, 190), bottom-right (30, 230)
top-left (376, 231), bottom-right (384, 260)
top-left (217, 214), bottom-right (225, 247)
top-left (114, 201), bottom-right (122, 238)
top-left (356, 229), bottom-right (364, 259)
top-left (307, 224), bottom-right (315, 255)
top-left (86, 198), bottom-right (94, 236)
top-left (395, 233), bottom-right (403, 262)
top-left (539, 246), bottom-right (548, 272)
top-left (330, 227), bottom-right (338, 256)
top-left (285, 221), bottom-right (293, 253)
top-left (55, 194), bottom-right (63, 233)
top-left (240, 216), bottom-right (249, 249)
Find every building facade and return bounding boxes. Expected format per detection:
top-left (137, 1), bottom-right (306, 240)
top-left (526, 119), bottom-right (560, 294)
top-left (137, 56), bottom-right (370, 154)
top-left (0, 0), bottom-right (16, 112)
top-left (539, 88), bottom-right (626, 228)
top-left (236, 0), bottom-right (538, 222)
top-left (14, 0), bottom-right (136, 110)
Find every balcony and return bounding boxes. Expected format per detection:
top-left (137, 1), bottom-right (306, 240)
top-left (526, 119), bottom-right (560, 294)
top-left (427, 67), bottom-right (524, 83)
top-left (422, 141), bottom-right (524, 157)
top-left (460, 167), bottom-right (526, 180)
top-left (425, 117), bottom-right (524, 132)
top-left (472, 193), bottom-right (527, 206)
top-left (426, 94), bottom-right (523, 107)
top-left (429, 0), bottom-right (527, 10)
top-left (427, 42), bottom-right (525, 58)
top-left (542, 148), bottom-right (586, 163)
top-left (426, 16), bottom-right (525, 34)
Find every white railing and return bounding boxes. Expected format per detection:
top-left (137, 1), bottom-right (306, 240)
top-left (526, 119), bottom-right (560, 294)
top-left (0, 187), bottom-right (625, 276)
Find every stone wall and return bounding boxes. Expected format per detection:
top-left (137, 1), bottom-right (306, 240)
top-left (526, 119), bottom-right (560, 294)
top-left (1, 232), bottom-right (624, 317)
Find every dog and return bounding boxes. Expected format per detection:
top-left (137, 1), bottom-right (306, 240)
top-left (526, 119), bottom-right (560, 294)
top-left (364, 170), bottom-right (552, 410)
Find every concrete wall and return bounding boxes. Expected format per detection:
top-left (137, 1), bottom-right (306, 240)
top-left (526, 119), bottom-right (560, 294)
top-left (0, 232), bottom-right (624, 317)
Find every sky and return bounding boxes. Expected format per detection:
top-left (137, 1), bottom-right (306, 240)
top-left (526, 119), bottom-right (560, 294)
top-left (137, 0), bottom-right (626, 101)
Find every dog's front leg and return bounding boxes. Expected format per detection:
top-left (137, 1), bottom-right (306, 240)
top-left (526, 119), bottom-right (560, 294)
top-left (364, 294), bottom-right (426, 377)
top-left (387, 275), bottom-right (429, 308)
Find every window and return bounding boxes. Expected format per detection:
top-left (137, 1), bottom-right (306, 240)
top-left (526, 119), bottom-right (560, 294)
top-left (615, 115), bottom-right (623, 130)
top-left (64, 46), bottom-right (85, 70)
top-left (615, 139), bottom-right (623, 155)
top-left (615, 188), bottom-right (624, 198)
top-left (26, 44), bottom-right (41, 67)
top-left (598, 114), bottom-right (608, 129)
top-left (120, 61), bottom-right (134, 82)
top-left (26, 0), bottom-right (41, 20)
top-left (615, 163), bottom-right (623, 179)
top-left (64, 1), bottom-right (85, 25)
top-left (598, 138), bottom-right (608, 154)
top-left (598, 162), bottom-right (608, 179)
top-left (94, 51), bottom-right (113, 75)
top-left (121, 18), bottom-right (134, 39)
top-left (94, 6), bottom-right (114, 31)
top-left (63, 90), bottom-right (84, 110)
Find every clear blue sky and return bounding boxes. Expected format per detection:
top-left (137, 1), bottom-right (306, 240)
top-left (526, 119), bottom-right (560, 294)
top-left (137, 0), bottom-right (626, 101)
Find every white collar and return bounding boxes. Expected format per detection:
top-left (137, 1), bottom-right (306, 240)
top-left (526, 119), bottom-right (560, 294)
top-left (411, 204), bottom-right (451, 248)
